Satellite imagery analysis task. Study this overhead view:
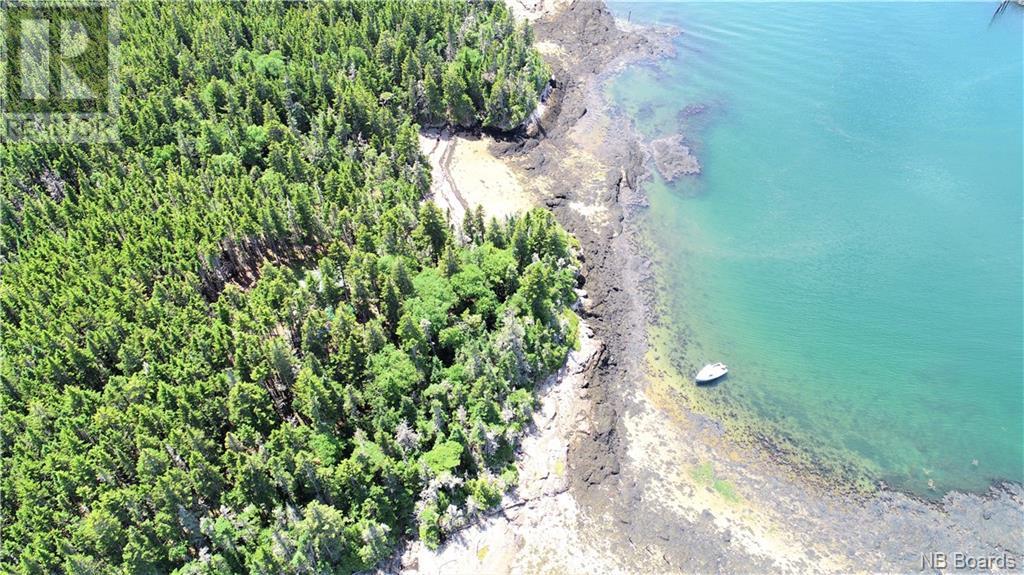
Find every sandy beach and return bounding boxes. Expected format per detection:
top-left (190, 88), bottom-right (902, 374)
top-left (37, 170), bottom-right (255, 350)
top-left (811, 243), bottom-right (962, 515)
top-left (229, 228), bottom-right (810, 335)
top-left (419, 129), bottom-right (534, 229)
top-left (397, 1), bottom-right (1024, 573)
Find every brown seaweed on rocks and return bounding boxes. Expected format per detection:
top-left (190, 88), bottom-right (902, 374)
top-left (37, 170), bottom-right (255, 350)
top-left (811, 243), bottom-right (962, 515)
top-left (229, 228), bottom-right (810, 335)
top-left (650, 134), bottom-right (701, 181)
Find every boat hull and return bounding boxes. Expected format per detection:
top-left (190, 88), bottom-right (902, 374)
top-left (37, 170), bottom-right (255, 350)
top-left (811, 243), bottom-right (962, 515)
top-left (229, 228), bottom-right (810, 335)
top-left (695, 363), bottom-right (728, 384)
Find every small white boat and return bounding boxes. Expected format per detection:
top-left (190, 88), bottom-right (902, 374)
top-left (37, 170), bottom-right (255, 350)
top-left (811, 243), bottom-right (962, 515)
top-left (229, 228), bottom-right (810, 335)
top-left (695, 362), bottom-right (728, 384)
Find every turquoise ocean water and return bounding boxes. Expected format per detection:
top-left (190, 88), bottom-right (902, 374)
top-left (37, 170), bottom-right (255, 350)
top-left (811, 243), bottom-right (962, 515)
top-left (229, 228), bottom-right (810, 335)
top-left (607, 2), bottom-right (1023, 496)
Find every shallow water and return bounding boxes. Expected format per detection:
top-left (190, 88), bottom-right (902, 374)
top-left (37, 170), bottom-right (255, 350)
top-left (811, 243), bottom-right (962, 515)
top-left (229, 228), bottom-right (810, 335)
top-left (608, 2), bottom-right (1023, 496)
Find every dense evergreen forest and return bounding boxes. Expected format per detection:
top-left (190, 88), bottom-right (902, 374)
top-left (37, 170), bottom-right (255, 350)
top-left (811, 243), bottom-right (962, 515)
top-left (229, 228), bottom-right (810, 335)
top-left (0, 2), bottom-right (578, 573)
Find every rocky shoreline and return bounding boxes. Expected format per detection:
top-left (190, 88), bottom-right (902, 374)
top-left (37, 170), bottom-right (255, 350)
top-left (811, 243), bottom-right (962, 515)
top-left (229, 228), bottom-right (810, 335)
top-left (501, 1), bottom-right (1023, 573)
top-left (503, 3), bottom-right (787, 570)
top-left (394, 1), bottom-right (1023, 572)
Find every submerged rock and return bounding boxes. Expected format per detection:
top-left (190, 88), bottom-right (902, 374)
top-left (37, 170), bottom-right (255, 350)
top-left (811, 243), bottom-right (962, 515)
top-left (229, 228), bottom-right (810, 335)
top-left (650, 134), bottom-right (701, 181)
top-left (679, 103), bottom-right (708, 118)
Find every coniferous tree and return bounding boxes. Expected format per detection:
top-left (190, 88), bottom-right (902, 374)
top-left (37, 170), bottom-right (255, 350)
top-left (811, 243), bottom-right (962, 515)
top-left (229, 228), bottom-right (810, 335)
top-left (1, 3), bottom-right (569, 572)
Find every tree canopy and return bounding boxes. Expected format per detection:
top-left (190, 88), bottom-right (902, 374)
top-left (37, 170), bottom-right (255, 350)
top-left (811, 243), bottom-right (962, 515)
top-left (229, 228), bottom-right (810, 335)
top-left (0, 2), bottom-right (575, 573)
